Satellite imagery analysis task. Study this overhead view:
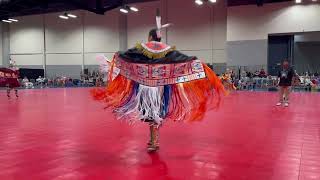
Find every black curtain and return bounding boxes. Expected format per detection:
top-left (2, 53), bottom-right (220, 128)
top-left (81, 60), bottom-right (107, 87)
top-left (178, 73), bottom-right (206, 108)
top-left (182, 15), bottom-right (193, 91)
top-left (267, 35), bottom-right (294, 75)
top-left (19, 68), bottom-right (44, 79)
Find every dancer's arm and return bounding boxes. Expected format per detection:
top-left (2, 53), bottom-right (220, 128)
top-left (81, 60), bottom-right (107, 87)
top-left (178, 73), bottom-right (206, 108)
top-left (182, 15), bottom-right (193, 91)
top-left (277, 71), bottom-right (281, 86)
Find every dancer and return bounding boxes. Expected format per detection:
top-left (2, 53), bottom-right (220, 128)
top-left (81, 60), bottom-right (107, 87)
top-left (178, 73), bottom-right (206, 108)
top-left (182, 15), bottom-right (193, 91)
top-left (276, 60), bottom-right (294, 107)
top-left (9, 59), bottom-right (19, 98)
top-left (92, 10), bottom-right (225, 152)
top-left (0, 69), bottom-right (20, 98)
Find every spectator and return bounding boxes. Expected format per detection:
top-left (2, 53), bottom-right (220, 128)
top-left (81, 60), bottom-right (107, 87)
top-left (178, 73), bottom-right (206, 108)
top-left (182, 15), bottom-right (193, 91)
top-left (259, 68), bottom-right (267, 78)
top-left (254, 70), bottom-right (260, 77)
top-left (276, 60), bottom-right (294, 107)
top-left (241, 71), bottom-right (247, 78)
top-left (22, 76), bottom-right (29, 84)
top-left (22, 76), bottom-right (33, 89)
top-left (36, 76), bottom-right (45, 88)
top-left (230, 70), bottom-right (236, 82)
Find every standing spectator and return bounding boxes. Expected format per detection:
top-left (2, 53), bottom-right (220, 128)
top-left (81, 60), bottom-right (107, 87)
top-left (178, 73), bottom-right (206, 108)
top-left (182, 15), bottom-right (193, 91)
top-left (276, 60), bottom-right (294, 107)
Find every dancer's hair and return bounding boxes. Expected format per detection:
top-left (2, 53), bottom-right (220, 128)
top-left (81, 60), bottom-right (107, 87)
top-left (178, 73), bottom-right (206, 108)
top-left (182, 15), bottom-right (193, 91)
top-left (148, 29), bottom-right (161, 42)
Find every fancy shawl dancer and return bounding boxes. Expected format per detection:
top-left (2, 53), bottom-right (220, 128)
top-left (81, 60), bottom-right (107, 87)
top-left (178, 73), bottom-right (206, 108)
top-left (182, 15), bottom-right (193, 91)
top-left (0, 59), bottom-right (20, 98)
top-left (92, 10), bottom-right (226, 152)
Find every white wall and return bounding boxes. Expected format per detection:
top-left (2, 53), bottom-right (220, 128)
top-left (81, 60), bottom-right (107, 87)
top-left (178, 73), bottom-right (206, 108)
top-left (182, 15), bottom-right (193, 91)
top-left (127, 0), bottom-right (227, 64)
top-left (9, 15), bottom-right (44, 66)
top-left (167, 0), bottom-right (213, 62)
top-left (10, 15), bottom-right (44, 54)
top-left (45, 12), bottom-right (83, 54)
top-left (227, 2), bottom-right (320, 41)
top-left (8, 9), bottom-right (121, 72)
top-left (212, 0), bottom-right (227, 64)
top-left (226, 2), bottom-right (320, 68)
top-left (6, 0), bottom-right (320, 70)
top-left (84, 11), bottom-right (120, 53)
top-left (10, 54), bottom-right (43, 66)
top-left (168, 0), bottom-right (227, 63)
top-left (127, 1), bottom-right (161, 47)
top-left (7, 0), bottom-right (228, 71)
top-left (83, 10), bottom-right (121, 66)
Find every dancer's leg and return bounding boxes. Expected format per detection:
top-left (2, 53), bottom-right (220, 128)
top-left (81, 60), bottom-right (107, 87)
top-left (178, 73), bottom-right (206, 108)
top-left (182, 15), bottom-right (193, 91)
top-left (276, 86), bottom-right (284, 106)
top-left (15, 88), bottom-right (18, 98)
top-left (7, 87), bottom-right (11, 98)
top-left (148, 123), bottom-right (160, 152)
top-left (148, 123), bottom-right (153, 146)
top-left (283, 87), bottom-right (290, 107)
top-left (286, 87), bottom-right (291, 103)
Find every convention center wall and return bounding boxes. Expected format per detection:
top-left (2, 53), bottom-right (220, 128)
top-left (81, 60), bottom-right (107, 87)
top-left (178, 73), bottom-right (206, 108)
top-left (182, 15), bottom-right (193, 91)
top-left (0, 0), bottom-right (319, 78)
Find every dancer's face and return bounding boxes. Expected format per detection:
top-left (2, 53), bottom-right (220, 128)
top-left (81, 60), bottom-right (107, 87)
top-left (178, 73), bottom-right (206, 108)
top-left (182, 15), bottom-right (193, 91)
top-left (148, 35), bottom-right (153, 42)
top-left (283, 61), bottom-right (289, 69)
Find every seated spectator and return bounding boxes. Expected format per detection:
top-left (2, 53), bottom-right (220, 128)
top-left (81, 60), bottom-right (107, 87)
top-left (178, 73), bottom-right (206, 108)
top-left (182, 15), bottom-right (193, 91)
top-left (304, 76), bottom-right (313, 91)
top-left (265, 75), bottom-right (273, 87)
top-left (241, 71), bottom-right (247, 78)
top-left (254, 71), bottom-right (260, 77)
top-left (22, 76), bottom-right (34, 89)
top-left (66, 79), bottom-right (74, 87)
top-left (36, 76), bottom-right (45, 88)
top-left (22, 76), bottom-right (29, 84)
top-left (259, 68), bottom-right (267, 78)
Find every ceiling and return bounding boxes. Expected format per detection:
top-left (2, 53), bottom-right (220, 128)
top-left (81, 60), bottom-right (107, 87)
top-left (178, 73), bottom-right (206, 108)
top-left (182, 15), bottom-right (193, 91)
top-left (0, 0), bottom-right (157, 19)
top-left (0, 0), bottom-right (294, 19)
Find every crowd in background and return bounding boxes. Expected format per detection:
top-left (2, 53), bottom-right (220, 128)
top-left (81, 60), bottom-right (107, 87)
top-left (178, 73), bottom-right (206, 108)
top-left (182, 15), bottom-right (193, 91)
top-left (19, 69), bottom-right (105, 89)
top-left (220, 68), bottom-right (320, 92)
top-left (13, 67), bottom-right (320, 92)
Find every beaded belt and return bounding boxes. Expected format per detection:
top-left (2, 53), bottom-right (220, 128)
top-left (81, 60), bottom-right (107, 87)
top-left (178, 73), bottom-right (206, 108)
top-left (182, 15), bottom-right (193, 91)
top-left (115, 57), bottom-right (206, 87)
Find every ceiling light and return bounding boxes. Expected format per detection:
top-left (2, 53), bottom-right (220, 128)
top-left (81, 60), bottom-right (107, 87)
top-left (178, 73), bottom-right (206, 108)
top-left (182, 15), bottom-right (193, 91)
top-left (195, 0), bottom-right (204, 5)
top-left (59, 15), bottom-right (69, 19)
top-left (295, 0), bottom-right (302, 3)
top-left (130, 7), bottom-right (139, 12)
top-left (67, 13), bottom-right (77, 18)
top-left (209, 0), bottom-right (217, 3)
top-left (8, 18), bottom-right (18, 22)
top-left (311, 0), bottom-right (317, 2)
top-left (120, 8), bottom-right (129, 14)
top-left (2, 20), bottom-right (12, 23)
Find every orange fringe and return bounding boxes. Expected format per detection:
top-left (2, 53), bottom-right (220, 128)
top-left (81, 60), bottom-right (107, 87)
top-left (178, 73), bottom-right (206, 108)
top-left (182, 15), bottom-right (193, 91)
top-left (91, 75), bottom-right (134, 108)
top-left (203, 64), bottom-right (228, 97)
top-left (166, 63), bottom-right (226, 123)
top-left (91, 54), bottom-right (135, 108)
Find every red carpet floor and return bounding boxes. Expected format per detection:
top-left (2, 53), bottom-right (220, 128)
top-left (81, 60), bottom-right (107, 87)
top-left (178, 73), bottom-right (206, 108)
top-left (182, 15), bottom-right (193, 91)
top-left (0, 88), bottom-right (319, 180)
